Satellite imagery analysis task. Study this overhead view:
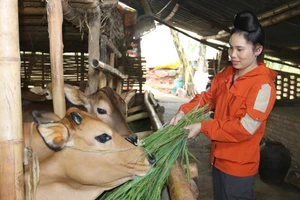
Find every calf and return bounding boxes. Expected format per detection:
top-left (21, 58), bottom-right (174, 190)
top-left (24, 107), bottom-right (153, 200)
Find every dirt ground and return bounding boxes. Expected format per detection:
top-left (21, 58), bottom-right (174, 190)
top-left (143, 82), bottom-right (300, 200)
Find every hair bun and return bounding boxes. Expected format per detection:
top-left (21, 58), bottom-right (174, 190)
top-left (233, 10), bottom-right (260, 32)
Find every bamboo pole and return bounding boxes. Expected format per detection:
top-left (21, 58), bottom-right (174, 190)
top-left (164, 3), bottom-right (179, 21)
top-left (258, 0), bottom-right (300, 20)
top-left (144, 91), bottom-right (162, 132)
top-left (127, 105), bottom-right (145, 114)
top-left (135, 130), bottom-right (153, 139)
top-left (0, 0), bottom-right (24, 199)
top-left (202, 4), bottom-right (300, 40)
top-left (126, 112), bottom-right (149, 122)
top-left (91, 59), bottom-right (128, 79)
top-left (47, 0), bottom-right (66, 118)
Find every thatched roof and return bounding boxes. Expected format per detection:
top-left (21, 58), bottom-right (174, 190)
top-left (19, 0), bottom-right (135, 53)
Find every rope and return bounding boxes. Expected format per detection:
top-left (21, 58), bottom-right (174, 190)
top-left (24, 122), bottom-right (40, 200)
top-left (66, 144), bottom-right (143, 153)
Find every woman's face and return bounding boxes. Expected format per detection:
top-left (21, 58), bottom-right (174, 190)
top-left (228, 33), bottom-right (261, 75)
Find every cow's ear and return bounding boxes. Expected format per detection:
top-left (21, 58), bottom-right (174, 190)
top-left (64, 84), bottom-right (89, 106)
top-left (120, 89), bottom-right (137, 106)
top-left (32, 110), bottom-right (61, 124)
top-left (37, 123), bottom-right (69, 151)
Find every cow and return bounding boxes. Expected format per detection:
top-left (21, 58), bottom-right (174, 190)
top-left (23, 107), bottom-right (154, 200)
top-left (22, 84), bottom-right (137, 139)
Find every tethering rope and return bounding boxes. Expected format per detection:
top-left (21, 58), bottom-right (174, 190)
top-left (23, 122), bottom-right (40, 200)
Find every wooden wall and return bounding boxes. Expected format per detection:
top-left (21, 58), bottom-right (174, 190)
top-left (21, 51), bottom-right (89, 88)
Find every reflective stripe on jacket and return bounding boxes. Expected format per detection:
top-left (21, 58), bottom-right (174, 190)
top-left (179, 63), bottom-right (277, 176)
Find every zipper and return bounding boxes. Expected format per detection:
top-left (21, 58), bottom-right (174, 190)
top-left (229, 74), bottom-right (235, 88)
top-left (212, 156), bottom-right (216, 166)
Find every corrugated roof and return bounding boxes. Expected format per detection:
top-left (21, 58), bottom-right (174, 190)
top-left (141, 0), bottom-right (300, 68)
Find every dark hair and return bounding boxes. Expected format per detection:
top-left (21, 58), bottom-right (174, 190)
top-left (231, 10), bottom-right (265, 46)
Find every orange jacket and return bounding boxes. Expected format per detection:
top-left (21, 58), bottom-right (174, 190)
top-left (179, 63), bottom-right (277, 176)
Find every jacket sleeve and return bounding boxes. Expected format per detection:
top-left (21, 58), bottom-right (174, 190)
top-left (200, 82), bottom-right (276, 142)
top-left (179, 75), bottom-right (220, 114)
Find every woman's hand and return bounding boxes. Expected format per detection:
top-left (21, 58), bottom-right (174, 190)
top-left (184, 123), bottom-right (202, 139)
top-left (169, 110), bottom-right (185, 125)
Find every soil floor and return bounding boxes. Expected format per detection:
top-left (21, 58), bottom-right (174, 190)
top-left (144, 85), bottom-right (300, 200)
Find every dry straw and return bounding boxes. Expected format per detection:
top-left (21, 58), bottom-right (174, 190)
top-left (97, 104), bottom-right (210, 200)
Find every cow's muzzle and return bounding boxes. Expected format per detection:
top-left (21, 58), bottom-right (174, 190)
top-left (125, 136), bottom-right (156, 166)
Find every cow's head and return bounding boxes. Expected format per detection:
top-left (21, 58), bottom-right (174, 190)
top-left (64, 85), bottom-right (137, 139)
top-left (29, 83), bottom-right (53, 100)
top-left (29, 83), bottom-right (81, 101)
top-left (35, 107), bottom-right (153, 191)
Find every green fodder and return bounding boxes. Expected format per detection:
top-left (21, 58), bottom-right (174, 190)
top-left (97, 104), bottom-right (210, 200)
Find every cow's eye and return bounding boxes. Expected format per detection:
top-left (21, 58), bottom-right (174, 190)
top-left (97, 108), bottom-right (107, 114)
top-left (95, 134), bottom-right (111, 143)
top-left (70, 112), bottom-right (82, 125)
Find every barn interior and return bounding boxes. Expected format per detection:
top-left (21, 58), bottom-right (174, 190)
top-left (5, 0), bottom-right (300, 199)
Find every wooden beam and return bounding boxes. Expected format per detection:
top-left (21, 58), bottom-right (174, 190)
top-left (19, 7), bottom-right (47, 15)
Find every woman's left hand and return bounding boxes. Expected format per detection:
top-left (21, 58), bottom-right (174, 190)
top-left (184, 123), bottom-right (202, 139)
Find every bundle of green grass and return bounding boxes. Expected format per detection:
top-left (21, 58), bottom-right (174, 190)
top-left (97, 104), bottom-right (209, 200)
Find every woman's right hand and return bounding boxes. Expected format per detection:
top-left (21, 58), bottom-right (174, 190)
top-left (169, 110), bottom-right (185, 125)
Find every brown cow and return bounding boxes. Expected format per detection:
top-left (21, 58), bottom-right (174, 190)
top-left (23, 107), bottom-right (153, 200)
top-left (23, 84), bottom-right (137, 139)
top-left (64, 84), bottom-right (136, 138)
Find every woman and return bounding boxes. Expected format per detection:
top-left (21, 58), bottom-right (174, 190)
top-left (170, 10), bottom-right (277, 200)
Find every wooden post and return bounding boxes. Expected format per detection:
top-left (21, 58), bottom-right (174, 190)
top-left (47, 0), bottom-right (66, 118)
top-left (168, 161), bottom-right (197, 200)
top-left (87, 8), bottom-right (101, 94)
top-left (108, 53), bottom-right (115, 88)
top-left (99, 35), bottom-right (108, 88)
top-left (0, 0), bottom-right (24, 199)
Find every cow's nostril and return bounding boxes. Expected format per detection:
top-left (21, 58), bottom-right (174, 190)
top-left (125, 136), bottom-right (136, 145)
top-left (147, 153), bottom-right (156, 166)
